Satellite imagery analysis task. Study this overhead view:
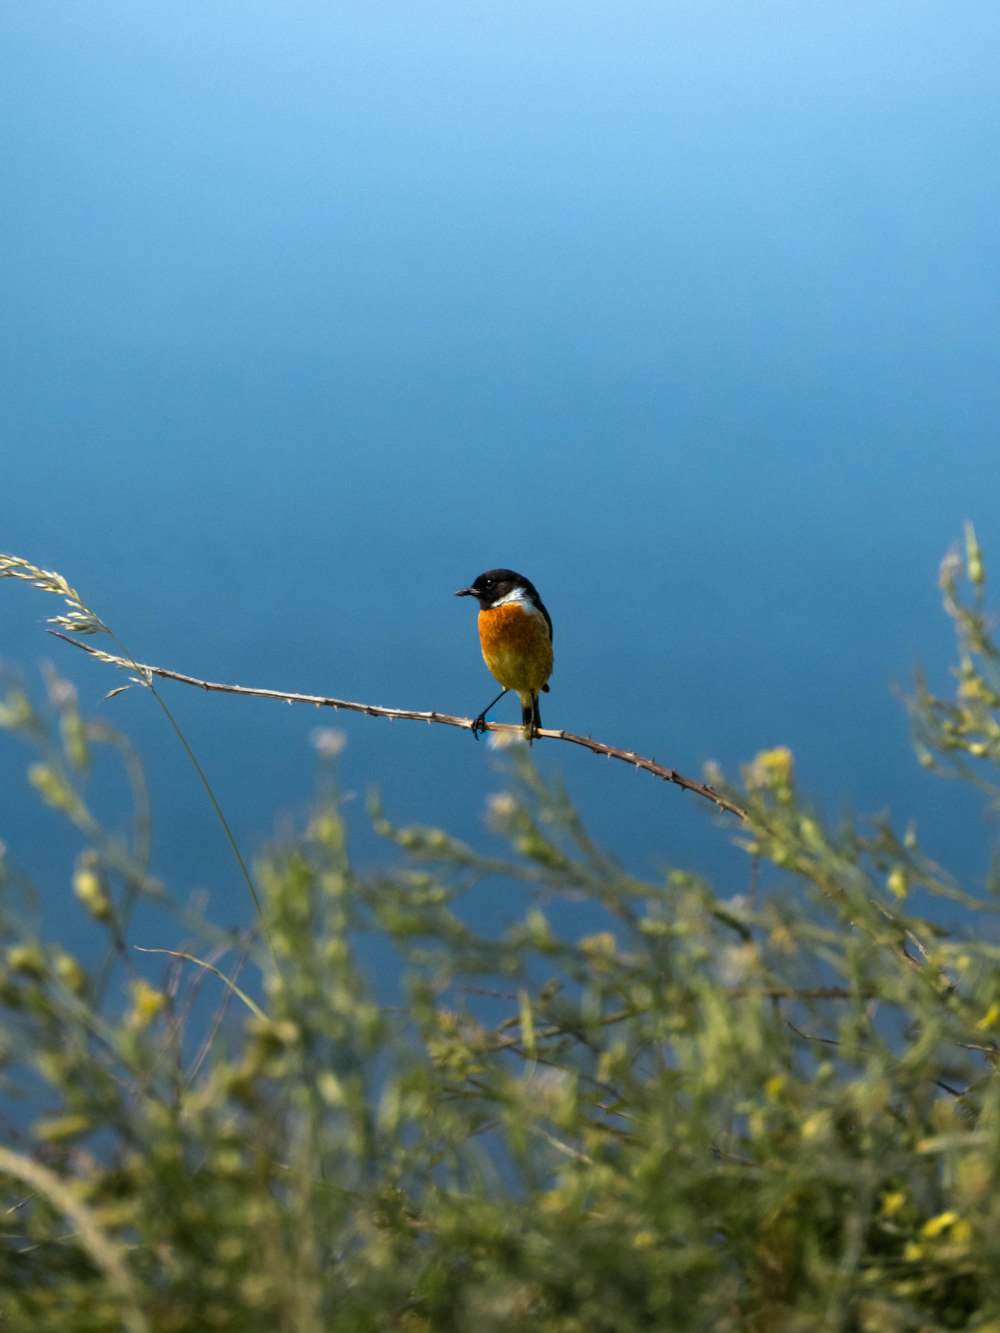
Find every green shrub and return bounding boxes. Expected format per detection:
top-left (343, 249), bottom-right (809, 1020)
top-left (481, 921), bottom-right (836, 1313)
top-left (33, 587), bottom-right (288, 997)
top-left (1, 532), bottom-right (1000, 1330)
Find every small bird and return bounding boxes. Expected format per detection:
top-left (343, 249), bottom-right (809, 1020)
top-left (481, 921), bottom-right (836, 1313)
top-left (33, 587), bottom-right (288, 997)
top-left (455, 568), bottom-right (554, 743)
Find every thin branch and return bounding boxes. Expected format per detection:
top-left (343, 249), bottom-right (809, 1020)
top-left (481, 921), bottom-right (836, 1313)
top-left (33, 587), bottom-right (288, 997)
top-left (0, 1146), bottom-right (149, 1333)
top-left (49, 631), bottom-right (747, 819)
top-left (785, 1019), bottom-right (968, 1098)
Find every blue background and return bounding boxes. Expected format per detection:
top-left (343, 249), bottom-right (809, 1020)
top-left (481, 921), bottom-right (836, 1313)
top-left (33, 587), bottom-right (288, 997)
top-left (2, 3), bottom-right (999, 955)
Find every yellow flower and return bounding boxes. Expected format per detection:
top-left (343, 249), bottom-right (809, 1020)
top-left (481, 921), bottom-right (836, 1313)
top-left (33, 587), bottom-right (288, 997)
top-left (879, 1190), bottom-right (906, 1218)
top-left (887, 867), bottom-right (907, 900)
top-left (921, 1211), bottom-right (958, 1238)
top-left (73, 859), bottom-right (111, 922)
top-left (749, 746), bottom-right (794, 791)
top-left (966, 521), bottom-right (984, 586)
top-left (128, 979), bottom-right (166, 1030)
top-left (578, 932), bottom-right (616, 960)
top-left (801, 1110), bottom-right (832, 1142)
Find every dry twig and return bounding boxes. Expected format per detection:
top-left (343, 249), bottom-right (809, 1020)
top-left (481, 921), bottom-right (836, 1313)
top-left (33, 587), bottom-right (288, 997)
top-left (48, 632), bottom-right (747, 820)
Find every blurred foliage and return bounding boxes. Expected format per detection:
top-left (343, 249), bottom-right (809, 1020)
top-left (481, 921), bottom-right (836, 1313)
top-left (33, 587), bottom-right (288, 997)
top-left (2, 531), bottom-right (1000, 1331)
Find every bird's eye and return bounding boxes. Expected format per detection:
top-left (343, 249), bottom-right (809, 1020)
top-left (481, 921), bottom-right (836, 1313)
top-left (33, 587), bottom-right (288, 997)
top-left (483, 578), bottom-right (494, 589)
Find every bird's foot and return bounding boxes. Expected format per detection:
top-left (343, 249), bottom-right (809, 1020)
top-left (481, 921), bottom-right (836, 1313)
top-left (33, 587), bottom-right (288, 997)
top-left (471, 712), bottom-right (489, 740)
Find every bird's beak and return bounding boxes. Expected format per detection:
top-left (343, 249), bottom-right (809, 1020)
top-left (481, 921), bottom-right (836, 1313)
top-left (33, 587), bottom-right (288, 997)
top-left (455, 587), bottom-right (476, 598)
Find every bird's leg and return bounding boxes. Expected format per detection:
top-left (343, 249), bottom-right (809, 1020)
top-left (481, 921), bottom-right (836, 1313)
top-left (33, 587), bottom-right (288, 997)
top-left (519, 691), bottom-right (543, 745)
top-left (472, 687), bottom-right (509, 740)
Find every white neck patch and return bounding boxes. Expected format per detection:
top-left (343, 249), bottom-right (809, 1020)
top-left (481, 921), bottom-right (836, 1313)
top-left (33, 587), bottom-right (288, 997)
top-left (491, 586), bottom-right (532, 608)
top-left (489, 585), bottom-right (549, 633)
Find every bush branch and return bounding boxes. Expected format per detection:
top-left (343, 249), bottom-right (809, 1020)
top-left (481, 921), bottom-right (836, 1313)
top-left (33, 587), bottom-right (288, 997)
top-left (48, 631), bottom-right (747, 820)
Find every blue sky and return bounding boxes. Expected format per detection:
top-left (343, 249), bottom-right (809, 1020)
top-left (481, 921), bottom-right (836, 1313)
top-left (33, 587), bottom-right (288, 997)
top-left (2, 3), bottom-right (999, 949)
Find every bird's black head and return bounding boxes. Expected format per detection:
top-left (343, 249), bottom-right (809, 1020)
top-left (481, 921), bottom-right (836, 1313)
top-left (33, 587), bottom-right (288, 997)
top-left (455, 569), bottom-right (552, 638)
top-left (455, 568), bottom-right (539, 610)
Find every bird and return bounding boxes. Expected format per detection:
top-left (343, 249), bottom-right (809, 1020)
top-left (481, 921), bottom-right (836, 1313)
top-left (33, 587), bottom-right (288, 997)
top-left (455, 568), bottom-right (554, 743)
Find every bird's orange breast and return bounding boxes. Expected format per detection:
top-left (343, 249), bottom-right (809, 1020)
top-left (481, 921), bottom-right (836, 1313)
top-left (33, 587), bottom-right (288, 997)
top-left (478, 603), bottom-right (553, 693)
